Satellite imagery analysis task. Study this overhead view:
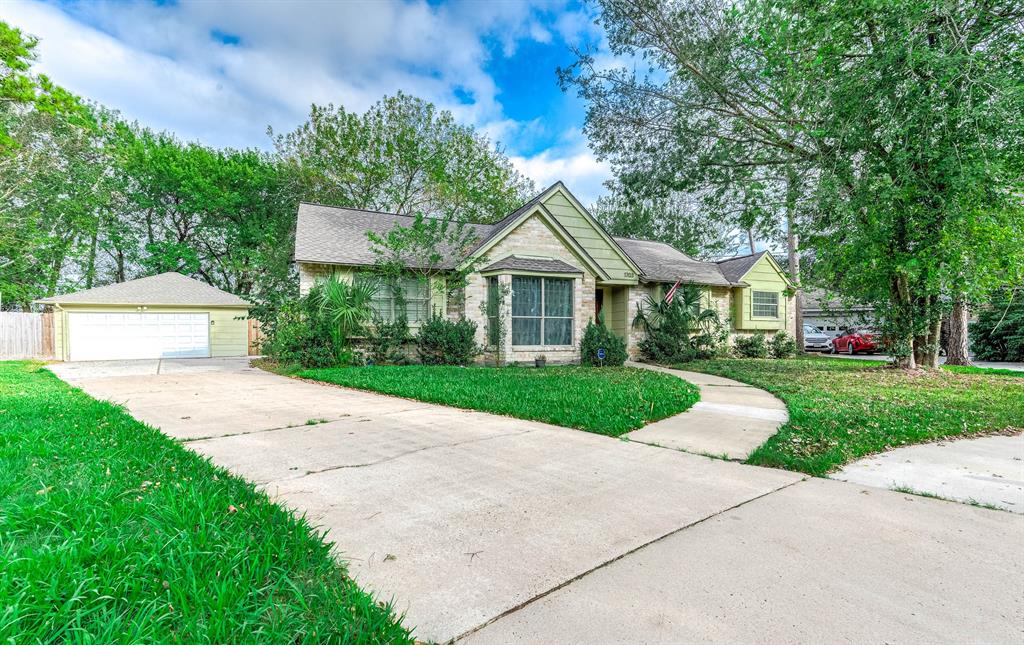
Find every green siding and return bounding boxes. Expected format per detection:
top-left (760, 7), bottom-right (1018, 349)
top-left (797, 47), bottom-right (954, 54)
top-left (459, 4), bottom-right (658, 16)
top-left (542, 192), bottom-right (637, 282)
top-left (732, 255), bottom-right (790, 331)
top-left (609, 286), bottom-right (628, 338)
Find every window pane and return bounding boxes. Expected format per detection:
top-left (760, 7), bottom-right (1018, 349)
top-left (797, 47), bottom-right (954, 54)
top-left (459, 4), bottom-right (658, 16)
top-left (752, 291), bottom-right (778, 318)
top-left (403, 276), bottom-right (429, 299)
top-left (512, 277), bottom-right (541, 316)
top-left (512, 317), bottom-right (541, 345)
top-left (487, 277), bottom-right (500, 344)
top-left (543, 278), bottom-right (573, 317)
top-left (544, 318), bottom-right (572, 345)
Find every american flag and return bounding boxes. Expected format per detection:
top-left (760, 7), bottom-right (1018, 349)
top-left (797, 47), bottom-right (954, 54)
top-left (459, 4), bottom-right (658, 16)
top-left (664, 279), bottom-right (682, 303)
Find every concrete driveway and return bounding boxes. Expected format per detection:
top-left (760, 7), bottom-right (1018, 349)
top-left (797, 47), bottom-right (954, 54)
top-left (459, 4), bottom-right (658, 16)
top-left (52, 358), bottom-right (1024, 644)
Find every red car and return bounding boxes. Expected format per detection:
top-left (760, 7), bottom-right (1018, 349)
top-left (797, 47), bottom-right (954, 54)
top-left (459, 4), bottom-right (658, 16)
top-left (830, 328), bottom-right (878, 355)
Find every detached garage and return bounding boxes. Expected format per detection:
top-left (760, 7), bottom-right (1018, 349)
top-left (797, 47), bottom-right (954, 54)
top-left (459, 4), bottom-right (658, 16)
top-left (36, 272), bottom-right (250, 362)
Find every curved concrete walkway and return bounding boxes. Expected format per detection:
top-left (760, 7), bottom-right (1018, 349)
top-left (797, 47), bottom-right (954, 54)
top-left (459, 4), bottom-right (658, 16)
top-left (624, 362), bottom-right (788, 459)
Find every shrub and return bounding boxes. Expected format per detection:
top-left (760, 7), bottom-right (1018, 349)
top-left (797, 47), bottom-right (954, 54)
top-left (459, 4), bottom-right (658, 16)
top-left (770, 331), bottom-right (798, 358)
top-left (368, 317), bottom-right (411, 365)
top-left (733, 332), bottom-right (769, 358)
top-left (580, 315), bottom-right (628, 366)
top-left (264, 290), bottom-right (337, 368)
top-left (971, 289), bottom-right (1024, 361)
top-left (416, 315), bottom-right (480, 365)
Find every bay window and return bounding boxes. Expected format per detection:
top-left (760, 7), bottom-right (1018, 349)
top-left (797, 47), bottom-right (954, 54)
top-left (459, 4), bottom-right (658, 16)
top-left (511, 276), bottom-right (573, 346)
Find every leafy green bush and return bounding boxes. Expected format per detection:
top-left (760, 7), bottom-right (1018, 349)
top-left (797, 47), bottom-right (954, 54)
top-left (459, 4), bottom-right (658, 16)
top-left (633, 284), bottom-right (721, 363)
top-left (770, 331), bottom-right (798, 358)
top-left (580, 315), bottom-right (627, 366)
top-left (733, 332), bottom-right (769, 358)
top-left (971, 290), bottom-right (1024, 361)
top-left (264, 289), bottom-right (337, 368)
top-left (368, 317), bottom-right (411, 365)
top-left (416, 315), bottom-right (480, 365)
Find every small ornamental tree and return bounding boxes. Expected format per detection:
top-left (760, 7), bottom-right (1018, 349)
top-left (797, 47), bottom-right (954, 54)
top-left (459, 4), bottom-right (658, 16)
top-left (632, 283), bottom-right (720, 363)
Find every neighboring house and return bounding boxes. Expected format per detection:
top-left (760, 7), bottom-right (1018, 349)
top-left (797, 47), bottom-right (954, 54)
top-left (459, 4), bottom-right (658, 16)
top-left (802, 289), bottom-right (875, 334)
top-left (294, 182), bottom-right (795, 363)
top-left (36, 272), bottom-right (250, 361)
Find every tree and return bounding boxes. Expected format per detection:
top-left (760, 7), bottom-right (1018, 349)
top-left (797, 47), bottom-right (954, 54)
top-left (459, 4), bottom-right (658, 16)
top-left (568, 0), bottom-right (1024, 368)
top-left (1, 21), bottom-right (82, 153)
top-left (367, 212), bottom-right (485, 317)
top-left (273, 93), bottom-right (534, 224)
top-left (591, 186), bottom-right (746, 259)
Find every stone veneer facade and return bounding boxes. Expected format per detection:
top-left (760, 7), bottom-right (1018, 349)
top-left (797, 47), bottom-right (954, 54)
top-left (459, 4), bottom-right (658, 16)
top-left (464, 215), bottom-right (596, 364)
top-left (296, 210), bottom-right (796, 365)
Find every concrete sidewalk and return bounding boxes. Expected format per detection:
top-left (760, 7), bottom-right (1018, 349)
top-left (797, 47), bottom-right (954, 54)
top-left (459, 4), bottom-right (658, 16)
top-left (624, 362), bottom-right (788, 459)
top-left (833, 433), bottom-right (1024, 513)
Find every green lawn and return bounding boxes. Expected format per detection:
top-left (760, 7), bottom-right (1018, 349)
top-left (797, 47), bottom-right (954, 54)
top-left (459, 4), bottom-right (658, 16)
top-left (0, 361), bottom-right (411, 643)
top-left (680, 356), bottom-right (1024, 476)
top-left (299, 365), bottom-right (699, 436)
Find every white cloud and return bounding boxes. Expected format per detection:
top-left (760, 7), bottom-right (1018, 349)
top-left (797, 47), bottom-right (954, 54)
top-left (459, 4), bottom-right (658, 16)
top-left (510, 129), bottom-right (612, 207)
top-left (5, 0), bottom-right (612, 201)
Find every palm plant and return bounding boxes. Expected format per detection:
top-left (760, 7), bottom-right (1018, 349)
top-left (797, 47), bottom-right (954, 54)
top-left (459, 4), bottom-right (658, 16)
top-left (313, 275), bottom-right (377, 362)
top-left (633, 283), bottom-right (721, 362)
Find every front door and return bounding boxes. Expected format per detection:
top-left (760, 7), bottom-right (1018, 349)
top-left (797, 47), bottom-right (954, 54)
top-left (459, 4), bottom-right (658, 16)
top-left (595, 288), bottom-right (605, 319)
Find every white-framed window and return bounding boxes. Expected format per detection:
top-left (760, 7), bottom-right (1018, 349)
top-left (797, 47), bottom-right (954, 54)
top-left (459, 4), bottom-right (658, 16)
top-left (752, 291), bottom-right (779, 318)
top-left (511, 276), bottom-right (573, 346)
top-left (356, 274), bottom-right (430, 323)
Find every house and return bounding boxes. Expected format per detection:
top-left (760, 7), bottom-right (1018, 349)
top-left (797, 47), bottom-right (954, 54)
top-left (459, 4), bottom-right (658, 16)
top-left (294, 182), bottom-right (795, 363)
top-left (802, 289), bottom-right (875, 334)
top-left (36, 272), bottom-right (250, 361)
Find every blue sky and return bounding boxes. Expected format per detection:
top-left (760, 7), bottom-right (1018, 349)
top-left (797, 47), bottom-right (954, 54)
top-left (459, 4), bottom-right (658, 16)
top-left (4, 0), bottom-right (617, 205)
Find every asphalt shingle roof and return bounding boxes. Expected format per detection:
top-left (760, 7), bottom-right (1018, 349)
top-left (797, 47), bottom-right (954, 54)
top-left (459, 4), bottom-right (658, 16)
top-left (36, 272), bottom-right (249, 307)
top-left (481, 255), bottom-right (582, 274)
top-left (613, 238), bottom-right (734, 287)
top-left (294, 203), bottom-right (492, 270)
top-left (294, 191), bottom-right (763, 289)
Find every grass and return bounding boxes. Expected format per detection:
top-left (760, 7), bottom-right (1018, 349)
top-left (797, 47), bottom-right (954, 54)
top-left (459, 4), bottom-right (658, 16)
top-left (0, 361), bottom-right (411, 643)
top-left (941, 364), bottom-right (1024, 377)
top-left (892, 485), bottom-right (1006, 512)
top-left (298, 365), bottom-right (699, 436)
top-left (678, 356), bottom-right (1023, 476)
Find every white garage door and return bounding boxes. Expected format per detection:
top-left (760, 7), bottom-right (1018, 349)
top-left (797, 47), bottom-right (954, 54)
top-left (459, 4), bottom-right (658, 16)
top-left (68, 312), bottom-right (210, 361)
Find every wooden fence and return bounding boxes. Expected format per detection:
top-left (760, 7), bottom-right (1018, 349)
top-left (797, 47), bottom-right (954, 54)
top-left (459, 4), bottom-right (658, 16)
top-left (247, 318), bottom-right (265, 356)
top-left (0, 312), bottom-right (54, 359)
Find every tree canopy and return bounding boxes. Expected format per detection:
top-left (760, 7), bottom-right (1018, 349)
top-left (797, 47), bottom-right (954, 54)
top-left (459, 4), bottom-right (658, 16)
top-left (0, 21), bottom-right (534, 321)
top-left (565, 0), bottom-right (1024, 367)
top-left (273, 93), bottom-right (534, 224)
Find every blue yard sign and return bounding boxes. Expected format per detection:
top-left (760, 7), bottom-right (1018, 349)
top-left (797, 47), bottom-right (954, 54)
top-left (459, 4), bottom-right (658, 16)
top-left (597, 348), bottom-right (606, 360)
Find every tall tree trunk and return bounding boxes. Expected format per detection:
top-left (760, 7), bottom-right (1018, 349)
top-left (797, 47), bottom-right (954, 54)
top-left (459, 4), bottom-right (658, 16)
top-left (786, 170), bottom-right (803, 351)
top-left (84, 228), bottom-right (99, 289)
top-left (893, 274), bottom-right (916, 369)
top-left (924, 317), bottom-right (942, 369)
top-left (945, 295), bottom-right (971, 365)
top-left (747, 229), bottom-right (756, 254)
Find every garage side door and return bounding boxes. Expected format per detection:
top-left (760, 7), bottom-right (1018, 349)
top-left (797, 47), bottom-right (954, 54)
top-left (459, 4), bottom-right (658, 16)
top-left (68, 312), bottom-right (210, 361)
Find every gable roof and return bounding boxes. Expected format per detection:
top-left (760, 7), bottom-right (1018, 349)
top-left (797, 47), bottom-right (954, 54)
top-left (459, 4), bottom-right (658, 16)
top-left (292, 184), bottom-right (771, 289)
top-left (716, 251), bottom-right (769, 283)
top-left (36, 272), bottom-right (249, 307)
top-left (466, 182), bottom-right (558, 255)
top-left (481, 255), bottom-right (582, 274)
top-left (614, 237), bottom-right (734, 287)
top-left (295, 202), bottom-right (492, 269)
